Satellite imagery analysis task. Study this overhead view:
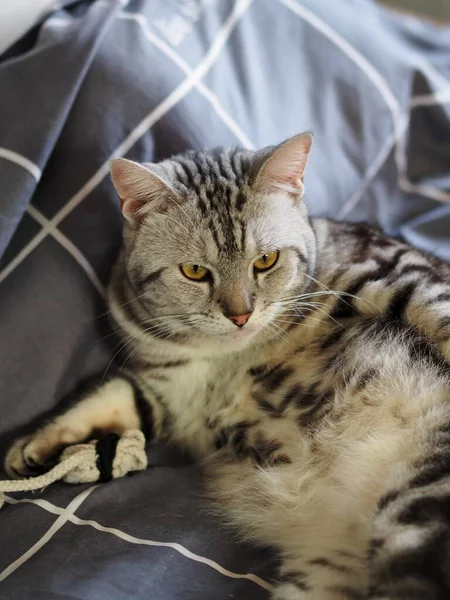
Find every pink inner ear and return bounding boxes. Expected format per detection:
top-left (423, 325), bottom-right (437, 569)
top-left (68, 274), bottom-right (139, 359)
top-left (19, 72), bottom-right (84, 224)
top-left (257, 133), bottom-right (312, 196)
top-left (120, 198), bottom-right (141, 223)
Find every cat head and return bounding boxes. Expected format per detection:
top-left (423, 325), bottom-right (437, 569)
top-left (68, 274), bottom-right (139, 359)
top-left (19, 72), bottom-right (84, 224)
top-left (110, 133), bottom-right (316, 353)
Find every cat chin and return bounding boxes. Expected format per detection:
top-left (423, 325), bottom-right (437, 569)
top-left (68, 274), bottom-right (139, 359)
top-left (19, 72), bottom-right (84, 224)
top-left (223, 327), bottom-right (256, 341)
top-left (186, 327), bottom-right (261, 356)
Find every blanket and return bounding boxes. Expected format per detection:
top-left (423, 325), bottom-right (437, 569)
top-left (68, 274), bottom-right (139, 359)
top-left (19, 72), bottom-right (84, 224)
top-left (0, 1), bottom-right (449, 597)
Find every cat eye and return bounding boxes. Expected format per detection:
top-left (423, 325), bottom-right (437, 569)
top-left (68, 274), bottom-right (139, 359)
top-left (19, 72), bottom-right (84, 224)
top-left (180, 264), bottom-right (210, 281)
top-left (253, 250), bottom-right (279, 272)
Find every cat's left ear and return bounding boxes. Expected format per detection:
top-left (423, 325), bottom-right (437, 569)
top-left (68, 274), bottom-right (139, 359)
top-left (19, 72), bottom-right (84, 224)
top-left (253, 132), bottom-right (313, 201)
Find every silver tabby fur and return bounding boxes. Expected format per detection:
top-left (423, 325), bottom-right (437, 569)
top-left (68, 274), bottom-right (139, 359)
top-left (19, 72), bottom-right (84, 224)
top-left (6, 134), bottom-right (450, 600)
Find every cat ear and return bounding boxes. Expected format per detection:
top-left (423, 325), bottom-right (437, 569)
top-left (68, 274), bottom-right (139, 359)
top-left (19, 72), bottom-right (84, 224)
top-left (110, 158), bottom-right (179, 225)
top-left (254, 132), bottom-right (313, 200)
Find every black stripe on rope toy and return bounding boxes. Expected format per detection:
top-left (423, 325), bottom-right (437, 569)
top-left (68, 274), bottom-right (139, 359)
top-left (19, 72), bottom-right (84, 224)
top-left (95, 433), bottom-right (120, 482)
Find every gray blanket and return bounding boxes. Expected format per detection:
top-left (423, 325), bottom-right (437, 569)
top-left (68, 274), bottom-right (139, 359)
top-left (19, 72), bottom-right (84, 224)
top-left (1, 1), bottom-right (449, 598)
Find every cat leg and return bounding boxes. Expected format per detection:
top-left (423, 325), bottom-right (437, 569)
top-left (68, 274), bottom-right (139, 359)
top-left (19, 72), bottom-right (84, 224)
top-left (5, 377), bottom-right (157, 478)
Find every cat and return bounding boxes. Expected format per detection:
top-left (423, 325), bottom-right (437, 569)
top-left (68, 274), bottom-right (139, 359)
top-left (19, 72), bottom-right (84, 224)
top-left (5, 133), bottom-right (450, 599)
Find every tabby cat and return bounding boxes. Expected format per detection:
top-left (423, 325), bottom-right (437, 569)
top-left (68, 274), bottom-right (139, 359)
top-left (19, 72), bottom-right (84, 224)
top-left (6, 133), bottom-right (450, 599)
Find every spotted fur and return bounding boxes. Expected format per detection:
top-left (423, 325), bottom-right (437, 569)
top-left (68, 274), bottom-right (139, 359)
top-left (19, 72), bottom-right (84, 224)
top-left (6, 134), bottom-right (450, 599)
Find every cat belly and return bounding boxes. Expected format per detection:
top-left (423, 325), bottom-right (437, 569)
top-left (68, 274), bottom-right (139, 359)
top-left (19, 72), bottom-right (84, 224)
top-left (204, 364), bottom-right (450, 550)
top-left (204, 424), bottom-right (408, 571)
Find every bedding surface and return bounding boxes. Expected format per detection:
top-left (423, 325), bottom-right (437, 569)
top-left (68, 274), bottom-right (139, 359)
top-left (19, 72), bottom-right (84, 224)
top-left (0, 0), bottom-right (449, 598)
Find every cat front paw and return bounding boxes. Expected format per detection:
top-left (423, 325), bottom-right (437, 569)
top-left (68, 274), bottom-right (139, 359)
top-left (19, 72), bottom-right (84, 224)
top-left (4, 424), bottom-right (79, 478)
top-left (4, 435), bottom-right (43, 478)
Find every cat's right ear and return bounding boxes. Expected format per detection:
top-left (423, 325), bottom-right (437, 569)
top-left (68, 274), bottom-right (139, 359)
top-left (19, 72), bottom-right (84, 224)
top-left (110, 158), bottom-right (178, 226)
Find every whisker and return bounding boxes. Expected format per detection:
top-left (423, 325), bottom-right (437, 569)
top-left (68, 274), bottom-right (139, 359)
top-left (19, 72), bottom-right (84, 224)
top-left (274, 319), bottom-right (303, 325)
top-left (301, 271), bottom-right (333, 292)
top-left (301, 272), bottom-right (380, 312)
top-left (281, 303), bottom-right (344, 329)
top-left (277, 311), bottom-right (328, 328)
top-left (277, 301), bottom-right (331, 311)
top-left (102, 340), bottom-right (130, 382)
top-left (118, 321), bottom-right (192, 371)
top-left (101, 315), bottom-right (193, 380)
top-left (276, 291), bottom-right (335, 302)
top-left (267, 323), bottom-right (287, 343)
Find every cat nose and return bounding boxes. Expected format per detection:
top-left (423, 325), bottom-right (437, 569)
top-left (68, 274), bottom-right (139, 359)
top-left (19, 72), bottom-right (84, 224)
top-left (227, 312), bottom-right (253, 328)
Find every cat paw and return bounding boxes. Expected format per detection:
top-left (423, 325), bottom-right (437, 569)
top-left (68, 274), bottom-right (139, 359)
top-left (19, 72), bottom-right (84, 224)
top-left (5, 435), bottom-right (42, 478)
top-left (5, 424), bottom-right (78, 478)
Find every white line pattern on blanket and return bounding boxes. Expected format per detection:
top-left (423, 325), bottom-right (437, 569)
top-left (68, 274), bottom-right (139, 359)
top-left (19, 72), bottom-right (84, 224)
top-left (117, 13), bottom-right (255, 150)
top-left (337, 131), bottom-right (397, 219)
top-left (0, 487), bottom-right (97, 582)
top-left (278, 0), bottom-right (407, 215)
top-left (52, 0), bottom-right (254, 225)
top-left (410, 90), bottom-right (450, 108)
top-left (280, 0), bottom-right (450, 212)
top-left (26, 205), bottom-right (106, 298)
top-left (0, 148), bottom-right (41, 181)
top-left (3, 494), bottom-right (273, 591)
top-left (278, 0), bottom-right (401, 117)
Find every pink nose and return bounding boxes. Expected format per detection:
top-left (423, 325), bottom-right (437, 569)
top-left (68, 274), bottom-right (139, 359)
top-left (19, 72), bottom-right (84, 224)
top-left (228, 312), bottom-right (252, 328)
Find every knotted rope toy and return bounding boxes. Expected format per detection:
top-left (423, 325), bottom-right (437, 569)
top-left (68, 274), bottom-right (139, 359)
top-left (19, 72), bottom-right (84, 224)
top-left (0, 430), bottom-right (147, 509)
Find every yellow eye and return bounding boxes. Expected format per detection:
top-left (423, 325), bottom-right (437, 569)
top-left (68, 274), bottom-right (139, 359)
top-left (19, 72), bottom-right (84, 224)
top-left (254, 250), bottom-right (279, 272)
top-left (180, 264), bottom-right (210, 281)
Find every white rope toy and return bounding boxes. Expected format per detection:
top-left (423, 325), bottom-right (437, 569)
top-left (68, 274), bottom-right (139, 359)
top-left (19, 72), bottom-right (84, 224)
top-left (0, 430), bottom-right (147, 509)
